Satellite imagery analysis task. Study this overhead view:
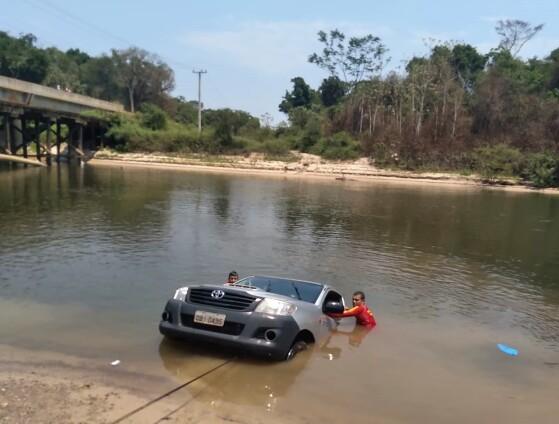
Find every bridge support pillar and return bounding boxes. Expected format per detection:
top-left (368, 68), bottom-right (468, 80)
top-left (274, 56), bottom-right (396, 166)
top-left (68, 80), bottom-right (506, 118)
top-left (45, 119), bottom-right (52, 166)
top-left (11, 118), bottom-right (22, 155)
top-left (56, 121), bottom-right (61, 164)
top-left (34, 118), bottom-right (41, 163)
top-left (78, 124), bottom-right (83, 165)
top-left (0, 115), bottom-right (9, 153)
top-left (21, 118), bottom-right (29, 161)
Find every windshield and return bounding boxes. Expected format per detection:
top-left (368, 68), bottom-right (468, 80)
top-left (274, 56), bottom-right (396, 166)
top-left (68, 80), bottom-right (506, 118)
top-left (231, 276), bottom-right (323, 303)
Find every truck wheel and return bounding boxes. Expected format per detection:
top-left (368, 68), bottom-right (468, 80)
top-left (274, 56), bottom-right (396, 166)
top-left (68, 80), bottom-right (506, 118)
top-left (285, 340), bottom-right (307, 361)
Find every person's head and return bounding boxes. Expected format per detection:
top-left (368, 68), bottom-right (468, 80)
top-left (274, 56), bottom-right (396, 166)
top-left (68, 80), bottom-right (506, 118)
top-left (352, 291), bottom-right (365, 306)
top-left (227, 271), bottom-right (239, 284)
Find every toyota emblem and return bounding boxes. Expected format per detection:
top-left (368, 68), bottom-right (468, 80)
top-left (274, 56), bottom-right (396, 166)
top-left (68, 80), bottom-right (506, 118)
top-left (211, 289), bottom-right (225, 299)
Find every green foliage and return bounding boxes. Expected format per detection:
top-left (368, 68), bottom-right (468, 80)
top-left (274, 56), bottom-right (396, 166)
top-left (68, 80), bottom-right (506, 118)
top-left (202, 108), bottom-right (259, 150)
top-left (0, 32), bottom-right (48, 83)
top-left (450, 44), bottom-right (487, 88)
top-left (371, 142), bottom-right (391, 166)
top-left (296, 114), bottom-right (322, 152)
top-left (140, 103), bottom-right (167, 130)
top-left (319, 76), bottom-right (347, 106)
top-left (521, 153), bottom-right (559, 187)
top-left (106, 114), bottom-right (218, 153)
top-left (473, 144), bottom-right (523, 179)
top-left (80, 56), bottom-right (121, 101)
top-left (43, 47), bottom-right (83, 92)
top-left (311, 132), bottom-right (361, 160)
top-left (65, 48), bottom-right (90, 65)
top-left (279, 77), bottom-right (315, 113)
top-left (308, 29), bottom-right (389, 87)
top-left (174, 97), bottom-right (198, 125)
top-left (287, 107), bottom-right (315, 129)
top-left (261, 139), bottom-right (292, 157)
top-left (111, 47), bottom-right (175, 112)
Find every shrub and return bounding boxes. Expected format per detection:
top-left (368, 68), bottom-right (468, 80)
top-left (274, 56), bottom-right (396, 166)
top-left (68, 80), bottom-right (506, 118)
top-left (521, 153), bottom-right (559, 187)
top-left (473, 144), bottom-right (523, 180)
top-left (371, 142), bottom-right (390, 166)
top-left (106, 114), bottom-right (218, 153)
top-left (261, 139), bottom-right (291, 156)
top-left (311, 131), bottom-right (361, 160)
top-left (140, 104), bottom-right (167, 130)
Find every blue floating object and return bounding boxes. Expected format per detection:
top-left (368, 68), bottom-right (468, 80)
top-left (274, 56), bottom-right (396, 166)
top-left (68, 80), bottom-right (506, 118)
top-left (497, 343), bottom-right (519, 356)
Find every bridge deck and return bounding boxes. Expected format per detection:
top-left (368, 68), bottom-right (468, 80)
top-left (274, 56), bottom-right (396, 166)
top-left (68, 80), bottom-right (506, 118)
top-left (0, 75), bottom-right (124, 116)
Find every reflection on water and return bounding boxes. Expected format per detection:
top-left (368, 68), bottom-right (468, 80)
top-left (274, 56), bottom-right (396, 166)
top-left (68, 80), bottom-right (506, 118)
top-left (158, 338), bottom-right (311, 412)
top-left (1, 164), bottom-right (559, 422)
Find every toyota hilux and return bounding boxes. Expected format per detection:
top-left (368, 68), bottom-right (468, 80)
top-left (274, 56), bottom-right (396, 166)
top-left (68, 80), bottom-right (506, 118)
top-left (159, 275), bottom-right (345, 360)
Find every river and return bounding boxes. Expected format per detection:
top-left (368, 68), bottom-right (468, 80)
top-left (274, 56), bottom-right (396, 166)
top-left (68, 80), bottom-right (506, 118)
top-left (1, 163), bottom-right (558, 423)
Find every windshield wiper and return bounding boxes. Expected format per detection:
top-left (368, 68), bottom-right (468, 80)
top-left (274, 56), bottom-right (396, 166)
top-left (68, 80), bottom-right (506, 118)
top-left (291, 282), bottom-right (302, 300)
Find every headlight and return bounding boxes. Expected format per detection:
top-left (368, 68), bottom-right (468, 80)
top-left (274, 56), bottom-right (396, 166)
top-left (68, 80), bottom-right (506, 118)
top-left (255, 298), bottom-right (297, 316)
top-left (173, 287), bottom-right (188, 301)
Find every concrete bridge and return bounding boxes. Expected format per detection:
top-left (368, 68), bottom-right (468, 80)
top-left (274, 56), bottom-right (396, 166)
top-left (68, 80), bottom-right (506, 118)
top-left (0, 75), bottom-right (125, 166)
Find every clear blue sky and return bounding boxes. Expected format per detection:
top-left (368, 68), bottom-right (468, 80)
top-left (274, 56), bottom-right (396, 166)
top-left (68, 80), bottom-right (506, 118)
top-left (1, 0), bottom-right (558, 123)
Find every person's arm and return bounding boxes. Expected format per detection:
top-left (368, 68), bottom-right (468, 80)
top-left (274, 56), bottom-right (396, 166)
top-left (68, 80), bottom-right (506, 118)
top-left (328, 305), bottom-right (364, 319)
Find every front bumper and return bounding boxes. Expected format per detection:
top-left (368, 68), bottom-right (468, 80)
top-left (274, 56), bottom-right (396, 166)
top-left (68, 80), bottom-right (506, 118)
top-left (159, 299), bottom-right (300, 359)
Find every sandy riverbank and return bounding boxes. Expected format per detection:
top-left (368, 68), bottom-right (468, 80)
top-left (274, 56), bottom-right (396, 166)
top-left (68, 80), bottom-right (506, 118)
top-left (90, 150), bottom-right (559, 195)
top-left (0, 344), bottom-right (310, 424)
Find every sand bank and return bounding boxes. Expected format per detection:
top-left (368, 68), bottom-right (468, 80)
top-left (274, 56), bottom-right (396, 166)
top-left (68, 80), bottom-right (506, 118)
top-left (90, 151), bottom-right (559, 195)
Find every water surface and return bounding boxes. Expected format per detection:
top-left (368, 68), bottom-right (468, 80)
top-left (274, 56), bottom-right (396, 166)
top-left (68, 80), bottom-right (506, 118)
top-left (1, 164), bottom-right (558, 422)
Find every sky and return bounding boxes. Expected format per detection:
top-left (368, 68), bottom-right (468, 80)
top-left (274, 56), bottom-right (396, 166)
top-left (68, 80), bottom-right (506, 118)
top-left (1, 0), bottom-right (558, 123)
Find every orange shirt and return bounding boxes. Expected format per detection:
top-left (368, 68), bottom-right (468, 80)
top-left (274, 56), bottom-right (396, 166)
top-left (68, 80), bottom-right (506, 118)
top-left (330, 304), bottom-right (376, 327)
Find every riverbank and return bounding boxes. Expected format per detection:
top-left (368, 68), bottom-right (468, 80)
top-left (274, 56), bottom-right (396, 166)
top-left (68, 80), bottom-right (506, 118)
top-left (0, 344), bottom-right (161, 423)
top-left (90, 150), bottom-right (559, 195)
top-left (0, 344), bottom-right (306, 424)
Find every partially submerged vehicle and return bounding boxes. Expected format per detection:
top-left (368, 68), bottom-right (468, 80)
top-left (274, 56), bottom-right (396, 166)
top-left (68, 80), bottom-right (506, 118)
top-left (159, 275), bottom-right (345, 360)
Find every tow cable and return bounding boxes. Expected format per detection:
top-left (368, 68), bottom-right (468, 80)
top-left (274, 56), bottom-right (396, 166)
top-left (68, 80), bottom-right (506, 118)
top-left (110, 358), bottom-right (235, 424)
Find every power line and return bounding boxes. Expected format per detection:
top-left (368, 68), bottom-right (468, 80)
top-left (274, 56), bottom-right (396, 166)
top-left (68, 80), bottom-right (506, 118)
top-left (21, 0), bottom-right (194, 71)
top-left (27, 0), bottom-right (132, 47)
top-left (18, 0), bottom-right (217, 103)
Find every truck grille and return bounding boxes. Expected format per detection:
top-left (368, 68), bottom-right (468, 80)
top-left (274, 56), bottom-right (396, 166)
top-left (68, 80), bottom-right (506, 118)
top-left (181, 314), bottom-right (245, 336)
top-left (188, 288), bottom-right (256, 311)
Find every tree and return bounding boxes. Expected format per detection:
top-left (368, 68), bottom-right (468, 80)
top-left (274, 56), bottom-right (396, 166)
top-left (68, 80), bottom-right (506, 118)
top-left (449, 44), bottom-right (487, 90)
top-left (140, 103), bottom-right (167, 130)
top-left (319, 76), bottom-right (347, 106)
top-left (81, 55), bottom-right (121, 101)
top-left (204, 108), bottom-right (260, 142)
top-left (279, 77), bottom-right (314, 113)
top-left (43, 47), bottom-right (83, 92)
top-left (495, 19), bottom-right (544, 57)
top-left (111, 47), bottom-right (175, 112)
top-left (173, 96), bottom-right (199, 125)
top-left (308, 29), bottom-right (388, 87)
top-left (65, 48), bottom-right (90, 65)
top-left (0, 31), bottom-right (48, 83)
top-left (259, 112), bottom-right (274, 128)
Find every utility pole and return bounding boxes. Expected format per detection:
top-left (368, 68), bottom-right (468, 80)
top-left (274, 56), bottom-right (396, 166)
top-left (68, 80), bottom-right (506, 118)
top-left (192, 69), bottom-right (207, 133)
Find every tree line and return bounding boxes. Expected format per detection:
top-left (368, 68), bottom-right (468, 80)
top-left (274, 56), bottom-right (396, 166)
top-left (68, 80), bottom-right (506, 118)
top-left (277, 20), bottom-right (559, 186)
top-left (0, 30), bottom-right (264, 155)
top-left (1, 22), bottom-right (559, 187)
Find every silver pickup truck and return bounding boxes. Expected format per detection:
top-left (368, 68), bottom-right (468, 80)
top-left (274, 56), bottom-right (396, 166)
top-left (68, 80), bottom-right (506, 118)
top-left (159, 275), bottom-right (345, 360)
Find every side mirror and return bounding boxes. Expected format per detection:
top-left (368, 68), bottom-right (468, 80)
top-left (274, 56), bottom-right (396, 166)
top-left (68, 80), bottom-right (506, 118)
top-left (323, 301), bottom-right (344, 314)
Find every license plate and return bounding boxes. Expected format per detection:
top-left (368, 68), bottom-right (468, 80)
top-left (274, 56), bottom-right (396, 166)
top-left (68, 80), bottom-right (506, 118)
top-left (194, 310), bottom-right (226, 327)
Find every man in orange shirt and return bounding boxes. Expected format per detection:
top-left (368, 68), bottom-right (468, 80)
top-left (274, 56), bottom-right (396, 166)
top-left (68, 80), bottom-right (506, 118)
top-left (329, 291), bottom-right (376, 327)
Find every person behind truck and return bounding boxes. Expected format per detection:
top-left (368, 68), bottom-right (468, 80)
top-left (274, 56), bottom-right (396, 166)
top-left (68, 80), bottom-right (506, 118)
top-left (225, 271), bottom-right (239, 285)
top-left (328, 291), bottom-right (376, 327)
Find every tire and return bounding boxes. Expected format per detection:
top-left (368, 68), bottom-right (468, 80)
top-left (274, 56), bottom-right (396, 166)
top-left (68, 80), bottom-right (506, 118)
top-left (285, 340), bottom-right (308, 361)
